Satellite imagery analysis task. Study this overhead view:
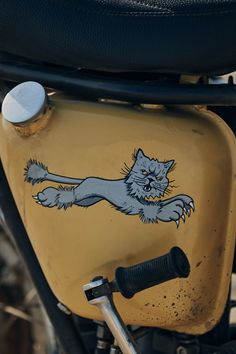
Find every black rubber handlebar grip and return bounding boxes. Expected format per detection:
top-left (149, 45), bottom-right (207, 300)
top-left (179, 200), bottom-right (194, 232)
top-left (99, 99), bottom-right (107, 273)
top-left (115, 247), bottom-right (190, 298)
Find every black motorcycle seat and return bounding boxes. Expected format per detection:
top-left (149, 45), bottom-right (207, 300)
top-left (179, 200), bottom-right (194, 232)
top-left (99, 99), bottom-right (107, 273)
top-left (0, 0), bottom-right (236, 75)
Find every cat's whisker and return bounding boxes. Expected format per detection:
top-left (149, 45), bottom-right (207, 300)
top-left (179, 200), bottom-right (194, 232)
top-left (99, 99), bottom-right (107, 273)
top-left (124, 162), bottom-right (131, 172)
top-left (121, 167), bottom-right (131, 176)
top-left (164, 187), bottom-right (173, 195)
top-left (169, 185), bottom-right (179, 189)
top-left (165, 189), bottom-right (172, 195)
top-left (165, 186), bottom-right (172, 191)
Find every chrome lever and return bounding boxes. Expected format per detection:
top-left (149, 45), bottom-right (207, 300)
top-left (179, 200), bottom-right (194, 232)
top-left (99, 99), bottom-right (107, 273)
top-left (83, 278), bottom-right (140, 354)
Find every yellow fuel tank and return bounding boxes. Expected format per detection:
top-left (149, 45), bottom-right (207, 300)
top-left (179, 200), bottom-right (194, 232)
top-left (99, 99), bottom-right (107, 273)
top-left (0, 96), bottom-right (235, 335)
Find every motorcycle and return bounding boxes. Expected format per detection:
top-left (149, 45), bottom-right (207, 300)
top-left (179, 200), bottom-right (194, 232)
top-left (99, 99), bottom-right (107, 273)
top-left (0, 1), bottom-right (236, 353)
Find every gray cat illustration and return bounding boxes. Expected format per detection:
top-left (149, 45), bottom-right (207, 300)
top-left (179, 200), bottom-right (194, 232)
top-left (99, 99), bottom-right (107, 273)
top-left (24, 149), bottom-right (194, 226)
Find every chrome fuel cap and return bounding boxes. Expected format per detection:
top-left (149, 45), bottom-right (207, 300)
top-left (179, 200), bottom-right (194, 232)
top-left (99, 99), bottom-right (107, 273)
top-left (2, 81), bottom-right (47, 125)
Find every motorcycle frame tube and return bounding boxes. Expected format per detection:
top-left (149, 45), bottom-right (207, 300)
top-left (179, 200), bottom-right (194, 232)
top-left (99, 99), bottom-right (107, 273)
top-left (0, 160), bottom-right (88, 354)
top-left (1, 60), bottom-right (236, 105)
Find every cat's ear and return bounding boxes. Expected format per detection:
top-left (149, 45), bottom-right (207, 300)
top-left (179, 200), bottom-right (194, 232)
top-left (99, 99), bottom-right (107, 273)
top-left (136, 149), bottom-right (145, 161)
top-left (164, 160), bottom-right (175, 172)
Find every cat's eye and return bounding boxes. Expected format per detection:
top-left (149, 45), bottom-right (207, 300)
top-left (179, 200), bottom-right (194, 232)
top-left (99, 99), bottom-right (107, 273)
top-left (156, 176), bottom-right (163, 181)
top-left (141, 169), bottom-right (149, 176)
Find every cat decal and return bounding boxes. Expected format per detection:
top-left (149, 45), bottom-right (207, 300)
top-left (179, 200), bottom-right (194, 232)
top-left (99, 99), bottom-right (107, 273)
top-left (24, 149), bottom-right (194, 227)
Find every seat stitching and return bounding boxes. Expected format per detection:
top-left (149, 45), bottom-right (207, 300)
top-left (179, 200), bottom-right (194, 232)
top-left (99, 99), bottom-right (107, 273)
top-left (69, 7), bottom-right (236, 17)
top-left (110, 10), bottom-right (236, 16)
top-left (60, 1), bottom-right (236, 17)
top-left (108, 10), bottom-right (236, 16)
top-left (119, 0), bottom-right (172, 12)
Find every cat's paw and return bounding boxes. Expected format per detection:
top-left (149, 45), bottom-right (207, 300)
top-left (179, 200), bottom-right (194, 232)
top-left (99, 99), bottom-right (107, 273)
top-left (175, 195), bottom-right (195, 218)
top-left (159, 196), bottom-right (194, 227)
top-left (33, 187), bottom-right (59, 208)
top-left (33, 186), bottom-right (75, 209)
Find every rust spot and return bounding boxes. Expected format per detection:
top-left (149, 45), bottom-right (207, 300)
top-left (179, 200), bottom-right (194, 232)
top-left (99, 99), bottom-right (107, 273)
top-left (192, 129), bottom-right (204, 136)
top-left (190, 304), bottom-right (201, 317)
top-left (144, 303), bottom-right (150, 307)
top-left (163, 295), bottom-right (167, 299)
top-left (196, 261), bottom-right (202, 268)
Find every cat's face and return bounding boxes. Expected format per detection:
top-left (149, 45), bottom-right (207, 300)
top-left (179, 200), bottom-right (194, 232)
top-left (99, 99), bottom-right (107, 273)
top-left (125, 149), bottom-right (174, 200)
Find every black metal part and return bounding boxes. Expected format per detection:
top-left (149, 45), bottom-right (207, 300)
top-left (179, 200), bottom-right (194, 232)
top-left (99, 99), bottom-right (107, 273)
top-left (221, 340), bottom-right (236, 354)
top-left (114, 247), bottom-right (190, 298)
top-left (84, 279), bottom-right (112, 302)
top-left (95, 321), bottom-right (113, 354)
top-left (0, 161), bottom-right (88, 354)
top-left (1, 61), bottom-right (236, 105)
top-left (175, 334), bottom-right (200, 354)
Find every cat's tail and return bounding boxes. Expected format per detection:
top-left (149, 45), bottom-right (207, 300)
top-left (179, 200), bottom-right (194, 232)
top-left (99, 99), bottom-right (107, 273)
top-left (24, 159), bottom-right (83, 185)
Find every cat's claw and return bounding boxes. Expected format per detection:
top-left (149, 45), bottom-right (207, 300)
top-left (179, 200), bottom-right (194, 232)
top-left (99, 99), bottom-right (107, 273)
top-left (33, 195), bottom-right (38, 200)
top-left (184, 209), bottom-right (189, 216)
top-left (181, 214), bottom-right (185, 223)
top-left (36, 201), bottom-right (42, 205)
top-left (175, 220), bottom-right (179, 228)
top-left (189, 201), bottom-right (195, 211)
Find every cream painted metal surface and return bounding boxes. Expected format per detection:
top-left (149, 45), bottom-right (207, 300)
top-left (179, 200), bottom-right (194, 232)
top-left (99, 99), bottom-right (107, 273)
top-left (0, 97), bottom-right (236, 335)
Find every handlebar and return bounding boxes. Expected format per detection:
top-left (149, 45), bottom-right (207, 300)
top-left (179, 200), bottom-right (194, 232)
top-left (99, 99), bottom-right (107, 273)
top-left (114, 247), bottom-right (190, 298)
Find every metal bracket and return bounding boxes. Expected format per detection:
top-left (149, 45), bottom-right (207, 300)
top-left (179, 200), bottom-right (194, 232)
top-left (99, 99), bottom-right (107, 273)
top-left (83, 278), bottom-right (140, 354)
